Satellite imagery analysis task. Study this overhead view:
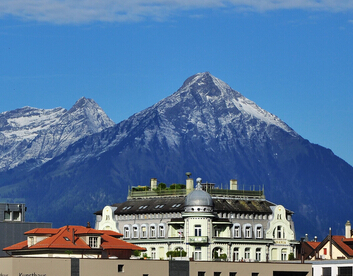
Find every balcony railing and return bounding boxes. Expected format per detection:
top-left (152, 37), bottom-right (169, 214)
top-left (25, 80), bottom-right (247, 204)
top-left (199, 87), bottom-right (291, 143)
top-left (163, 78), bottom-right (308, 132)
top-left (188, 236), bottom-right (208, 244)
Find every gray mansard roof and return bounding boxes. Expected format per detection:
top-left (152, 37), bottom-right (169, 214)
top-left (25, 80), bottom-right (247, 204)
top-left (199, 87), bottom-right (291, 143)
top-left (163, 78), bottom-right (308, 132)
top-left (94, 196), bottom-right (292, 216)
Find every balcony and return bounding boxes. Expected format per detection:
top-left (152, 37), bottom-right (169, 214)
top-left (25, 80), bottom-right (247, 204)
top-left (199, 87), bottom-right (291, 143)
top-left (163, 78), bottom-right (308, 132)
top-left (188, 236), bottom-right (208, 244)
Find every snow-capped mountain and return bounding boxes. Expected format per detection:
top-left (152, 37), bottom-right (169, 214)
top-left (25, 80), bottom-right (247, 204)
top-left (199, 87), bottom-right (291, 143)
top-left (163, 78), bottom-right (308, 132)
top-left (1, 72), bottom-right (352, 240)
top-left (0, 97), bottom-right (115, 171)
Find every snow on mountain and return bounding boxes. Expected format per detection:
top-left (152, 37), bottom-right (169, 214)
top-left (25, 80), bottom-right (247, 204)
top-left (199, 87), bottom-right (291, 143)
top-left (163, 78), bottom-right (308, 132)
top-left (117, 72), bottom-right (298, 150)
top-left (0, 97), bottom-right (115, 171)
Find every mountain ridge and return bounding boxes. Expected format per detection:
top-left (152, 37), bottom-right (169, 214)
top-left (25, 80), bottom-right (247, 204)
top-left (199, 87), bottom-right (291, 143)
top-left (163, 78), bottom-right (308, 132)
top-left (0, 73), bottom-right (352, 240)
top-left (0, 97), bottom-right (115, 171)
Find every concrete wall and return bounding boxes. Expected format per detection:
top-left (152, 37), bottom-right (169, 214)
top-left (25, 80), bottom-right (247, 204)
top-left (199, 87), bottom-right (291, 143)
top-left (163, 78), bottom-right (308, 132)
top-left (0, 258), bottom-right (312, 276)
top-left (0, 221), bottom-right (52, 257)
top-left (189, 261), bottom-right (312, 276)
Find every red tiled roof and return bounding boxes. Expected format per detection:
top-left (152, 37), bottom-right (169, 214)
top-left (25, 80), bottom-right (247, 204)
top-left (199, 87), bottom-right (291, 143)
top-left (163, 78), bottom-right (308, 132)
top-left (4, 225), bottom-right (139, 252)
top-left (100, 234), bottom-right (145, 251)
top-left (306, 241), bottom-right (320, 250)
top-left (25, 228), bottom-right (59, 235)
top-left (332, 235), bottom-right (353, 256)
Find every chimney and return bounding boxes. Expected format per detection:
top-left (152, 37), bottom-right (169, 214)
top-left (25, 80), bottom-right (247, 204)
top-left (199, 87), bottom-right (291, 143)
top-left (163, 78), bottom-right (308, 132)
top-left (186, 172), bottom-right (194, 194)
top-left (150, 178), bottom-right (157, 190)
top-left (345, 220), bottom-right (351, 238)
top-left (230, 179), bottom-right (238, 190)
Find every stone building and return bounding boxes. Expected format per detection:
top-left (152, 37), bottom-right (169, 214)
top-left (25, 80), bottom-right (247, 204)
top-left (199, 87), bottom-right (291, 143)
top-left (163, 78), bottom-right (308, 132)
top-left (95, 175), bottom-right (298, 262)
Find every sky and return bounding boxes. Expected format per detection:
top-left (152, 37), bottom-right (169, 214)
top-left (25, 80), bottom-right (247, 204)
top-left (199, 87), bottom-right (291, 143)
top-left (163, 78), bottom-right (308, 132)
top-left (0, 0), bottom-right (352, 166)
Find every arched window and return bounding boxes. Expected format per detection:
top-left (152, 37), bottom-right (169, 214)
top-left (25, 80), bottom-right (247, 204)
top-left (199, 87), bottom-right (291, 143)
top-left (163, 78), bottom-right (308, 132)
top-left (244, 247), bottom-right (250, 260)
top-left (255, 224), bottom-right (263, 239)
top-left (255, 248), bottom-right (261, 261)
top-left (123, 225), bottom-right (131, 239)
top-left (132, 224), bottom-right (139, 239)
top-left (273, 225), bottom-right (285, 239)
top-left (243, 224), bottom-right (252, 238)
top-left (233, 224), bottom-right (241, 238)
top-left (151, 247), bottom-right (156, 259)
top-left (150, 224), bottom-right (156, 238)
top-left (158, 223), bottom-right (166, 238)
top-left (281, 248), bottom-right (287, 260)
top-left (233, 247), bottom-right (239, 261)
top-left (141, 224), bottom-right (148, 238)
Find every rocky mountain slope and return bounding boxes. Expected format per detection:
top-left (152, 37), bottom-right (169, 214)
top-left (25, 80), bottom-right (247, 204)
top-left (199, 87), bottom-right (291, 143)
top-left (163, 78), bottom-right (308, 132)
top-left (0, 72), bottom-right (352, 240)
top-left (0, 97), bottom-right (115, 171)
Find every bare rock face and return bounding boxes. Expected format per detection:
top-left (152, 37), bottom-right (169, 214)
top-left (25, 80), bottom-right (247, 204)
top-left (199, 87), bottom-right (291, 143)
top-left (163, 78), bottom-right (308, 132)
top-left (0, 97), bottom-right (115, 171)
top-left (1, 73), bottom-right (352, 240)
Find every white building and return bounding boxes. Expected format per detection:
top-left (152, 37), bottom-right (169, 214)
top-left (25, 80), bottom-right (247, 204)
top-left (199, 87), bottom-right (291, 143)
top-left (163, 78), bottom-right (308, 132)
top-left (95, 175), bottom-right (298, 261)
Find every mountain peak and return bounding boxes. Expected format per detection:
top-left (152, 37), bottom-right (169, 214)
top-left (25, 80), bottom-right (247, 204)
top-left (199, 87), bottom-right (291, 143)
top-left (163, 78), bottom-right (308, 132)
top-left (68, 97), bottom-right (98, 113)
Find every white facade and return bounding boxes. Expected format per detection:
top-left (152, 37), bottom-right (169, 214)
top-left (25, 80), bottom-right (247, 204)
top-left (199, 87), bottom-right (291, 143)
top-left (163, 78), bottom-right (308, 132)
top-left (95, 177), bottom-right (298, 262)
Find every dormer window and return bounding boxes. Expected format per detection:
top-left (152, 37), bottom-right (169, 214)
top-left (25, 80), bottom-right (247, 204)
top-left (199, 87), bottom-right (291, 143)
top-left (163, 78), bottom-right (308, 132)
top-left (89, 237), bottom-right (98, 248)
top-left (28, 236), bottom-right (34, 247)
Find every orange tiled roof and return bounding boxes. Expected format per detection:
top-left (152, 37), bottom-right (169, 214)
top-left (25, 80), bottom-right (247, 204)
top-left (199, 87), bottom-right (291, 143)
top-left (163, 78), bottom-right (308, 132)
top-left (306, 241), bottom-right (320, 250)
top-left (100, 234), bottom-right (145, 251)
top-left (25, 228), bottom-right (59, 235)
top-left (4, 225), bottom-right (140, 252)
top-left (332, 235), bottom-right (353, 256)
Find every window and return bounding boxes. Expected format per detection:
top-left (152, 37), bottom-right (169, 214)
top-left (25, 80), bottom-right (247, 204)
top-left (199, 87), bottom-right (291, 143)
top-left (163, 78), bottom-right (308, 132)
top-left (118, 264), bottom-right (124, 272)
top-left (338, 267), bottom-right (352, 276)
top-left (233, 225), bottom-right (241, 238)
top-left (13, 211), bottom-right (20, 221)
top-left (322, 267), bottom-right (331, 276)
top-left (195, 246), bottom-right (202, 260)
top-left (150, 225), bottom-right (156, 238)
top-left (229, 273), bottom-right (237, 276)
top-left (215, 227), bottom-right (220, 237)
top-left (214, 273), bottom-right (221, 276)
top-left (256, 226), bottom-right (262, 238)
top-left (158, 224), bottom-right (165, 238)
top-left (151, 247), bottom-right (156, 259)
top-left (195, 225), bottom-right (202, 236)
top-left (244, 248), bottom-right (250, 259)
top-left (233, 248), bottom-right (239, 261)
top-left (251, 273), bottom-right (259, 276)
top-left (273, 226), bottom-right (285, 239)
top-left (141, 225), bottom-right (147, 238)
top-left (124, 226), bottom-right (130, 238)
top-left (255, 248), bottom-right (261, 261)
top-left (89, 237), bottom-right (98, 248)
top-left (198, 272), bottom-right (205, 276)
top-left (245, 225), bottom-right (252, 238)
top-left (323, 248), bottom-right (327, 255)
top-left (281, 249), bottom-right (287, 260)
top-left (28, 237), bottom-right (34, 247)
top-left (4, 211), bottom-right (10, 220)
top-left (132, 225), bottom-right (139, 238)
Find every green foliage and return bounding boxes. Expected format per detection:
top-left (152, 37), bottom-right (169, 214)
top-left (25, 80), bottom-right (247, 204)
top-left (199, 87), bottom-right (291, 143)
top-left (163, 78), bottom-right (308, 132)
top-left (288, 253), bottom-right (295, 260)
top-left (133, 250), bottom-right (141, 257)
top-left (169, 184), bottom-right (186, 189)
top-left (220, 253), bottom-right (227, 260)
top-left (157, 183), bottom-right (167, 190)
top-left (166, 250), bottom-right (187, 258)
top-left (65, 250), bottom-right (73, 255)
top-left (132, 186), bottom-right (150, 191)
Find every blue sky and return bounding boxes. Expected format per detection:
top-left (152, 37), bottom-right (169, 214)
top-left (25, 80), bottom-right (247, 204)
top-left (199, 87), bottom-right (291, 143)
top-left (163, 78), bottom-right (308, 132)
top-left (0, 1), bottom-right (353, 165)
